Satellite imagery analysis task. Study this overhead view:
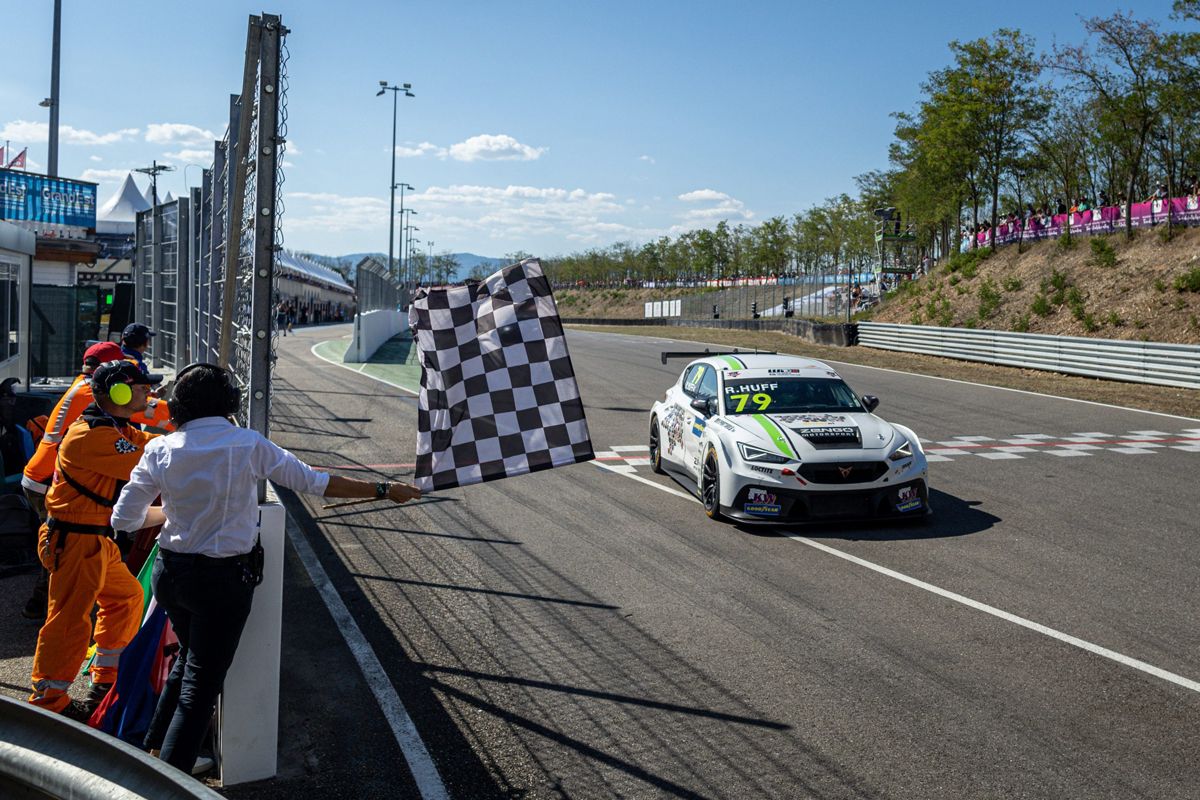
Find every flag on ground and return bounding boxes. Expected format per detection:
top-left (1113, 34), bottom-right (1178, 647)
top-left (408, 257), bottom-right (593, 491)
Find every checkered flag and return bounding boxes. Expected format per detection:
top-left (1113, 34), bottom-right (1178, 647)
top-left (408, 258), bottom-right (594, 491)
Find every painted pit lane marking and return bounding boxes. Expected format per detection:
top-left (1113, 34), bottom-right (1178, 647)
top-left (593, 463), bottom-right (1200, 697)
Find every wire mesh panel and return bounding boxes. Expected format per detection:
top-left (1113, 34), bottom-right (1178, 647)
top-left (355, 257), bottom-right (400, 312)
top-left (134, 13), bottom-right (287, 439)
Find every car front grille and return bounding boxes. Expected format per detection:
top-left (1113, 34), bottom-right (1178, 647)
top-left (798, 461), bottom-right (888, 484)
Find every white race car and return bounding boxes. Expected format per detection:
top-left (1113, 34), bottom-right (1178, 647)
top-left (648, 350), bottom-right (930, 524)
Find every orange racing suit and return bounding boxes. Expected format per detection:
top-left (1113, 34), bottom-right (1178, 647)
top-left (28, 406), bottom-right (157, 712)
top-left (21, 372), bottom-right (172, 501)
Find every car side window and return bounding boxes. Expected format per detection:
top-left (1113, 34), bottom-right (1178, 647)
top-left (698, 368), bottom-right (718, 399)
top-left (682, 364), bottom-right (706, 397)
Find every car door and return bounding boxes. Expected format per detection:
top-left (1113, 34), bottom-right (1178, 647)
top-left (659, 364), bottom-right (700, 469)
top-left (681, 365), bottom-right (718, 478)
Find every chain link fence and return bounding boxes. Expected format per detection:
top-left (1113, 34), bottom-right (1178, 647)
top-left (673, 271), bottom-right (880, 322)
top-left (133, 13), bottom-right (287, 438)
top-left (354, 257), bottom-right (402, 312)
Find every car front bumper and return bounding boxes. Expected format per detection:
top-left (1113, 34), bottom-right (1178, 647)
top-left (721, 478), bottom-right (930, 523)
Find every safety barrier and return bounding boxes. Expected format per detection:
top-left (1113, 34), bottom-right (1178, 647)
top-left (564, 317), bottom-right (858, 347)
top-left (857, 322), bottom-right (1200, 390)
top-left (0, 695), bottom-right (223, 799)
top-left (345, 309), bottom-right (408, 363)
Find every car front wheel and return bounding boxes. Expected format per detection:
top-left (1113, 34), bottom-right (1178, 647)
top-left (649, 417), bottom-right (665, 474)
top-left (701, 448), bottom-right (723, 520)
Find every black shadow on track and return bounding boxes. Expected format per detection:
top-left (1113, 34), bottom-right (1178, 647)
top-left (275, 485), bottom-right (509, 800)
top-left (735, 488), bottom-right (1000, 542)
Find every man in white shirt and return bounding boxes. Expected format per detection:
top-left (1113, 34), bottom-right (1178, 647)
top-left (111, 362), bottom-right (419, 774)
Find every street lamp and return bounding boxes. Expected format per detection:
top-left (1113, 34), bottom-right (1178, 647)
top-left (376, 80), bottom-right (414, 282)
top-left (401, 208), bottom-right (418, 285)
top-left (394, 182), bottom-right (414, 285)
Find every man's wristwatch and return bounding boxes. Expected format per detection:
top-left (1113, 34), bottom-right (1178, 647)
top-left (375, 481), bottom-right (390, 499)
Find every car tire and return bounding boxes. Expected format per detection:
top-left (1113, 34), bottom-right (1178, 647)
top-left (701, 448), bottom-right (723, 521)
top-left (649, 417), bottom-right (666, 474)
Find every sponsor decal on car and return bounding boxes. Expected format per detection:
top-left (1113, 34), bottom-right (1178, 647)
top-left (691, 419), bottom-right (706, 437)
top-left (663, 405), bottom-right (685, 454)
top-left (768, 368), bottom-right (802, 374)
top-left (747, 488), bottom-right (776, 504)
top-left (724, 382), bottom-right (779, 394)
top-left (798, 426), bottom-right (859, 442)
top-left (748, 464), bottom-right (775, 475)
top-left (896, 485), bottom-right (923, 512)
top-left (775, 414), bottom-right (848, 427)
top-left (713, 418), bottom-right (736, 431)
top-left (745, 503), bottom-right (781, 516)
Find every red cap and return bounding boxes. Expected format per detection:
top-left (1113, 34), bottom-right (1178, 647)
top-left (83, 342), bottom-right (125, 365)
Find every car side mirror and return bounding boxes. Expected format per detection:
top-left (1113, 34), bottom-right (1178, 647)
top-left (690, 397), bottom-right (711, 415)
top-left (862, 395), bottom-right (880, 413)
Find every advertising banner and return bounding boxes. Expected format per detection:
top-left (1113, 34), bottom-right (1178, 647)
top-left (0, 168), bottom-right (97, 229)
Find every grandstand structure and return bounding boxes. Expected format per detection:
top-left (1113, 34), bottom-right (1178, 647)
top-left (275, 250), bottom-right (355, 324)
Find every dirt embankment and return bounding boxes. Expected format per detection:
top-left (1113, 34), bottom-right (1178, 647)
top-left (866, 227), bottom-right (1200, 344)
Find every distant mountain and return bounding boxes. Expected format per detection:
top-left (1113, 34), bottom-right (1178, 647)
top-left (299, 251), bottom-right (509, 282)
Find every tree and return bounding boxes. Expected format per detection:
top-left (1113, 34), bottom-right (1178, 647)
top-left (1052, 12), bottom-right (1167, 239)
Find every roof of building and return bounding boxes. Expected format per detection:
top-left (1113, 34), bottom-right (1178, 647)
top-left (277, 250), bottom-right (354, 293)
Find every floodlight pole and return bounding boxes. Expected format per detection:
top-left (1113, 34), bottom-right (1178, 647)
top-left (47, 0), bottom-right (62, 176)
top-left (377, 82), bottom-right (414, 283)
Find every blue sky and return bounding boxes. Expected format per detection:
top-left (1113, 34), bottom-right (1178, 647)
top-left (1, 1), bottom-right (1187, 259)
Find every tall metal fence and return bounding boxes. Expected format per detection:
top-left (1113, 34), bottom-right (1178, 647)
top-left (355, 257), bottom-right (402, 312)
top-left (133, 13), bottom-right (288, 437)
top-left (675, 271), bottom-right (879, 321)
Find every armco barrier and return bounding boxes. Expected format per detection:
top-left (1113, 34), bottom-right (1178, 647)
top-left (0, 696), bottom-right (223, 800)
top-left (564, 317), bottom-right (857, 347)
top-left (345, 309), bottom-right (408, 363)
top-left (858, 322), bottom-right (1200, 390)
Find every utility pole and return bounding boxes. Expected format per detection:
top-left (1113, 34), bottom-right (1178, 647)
top-left (45, 0), bottom-right (62, 176)
top-left (135, 160), bottom-right (175, 207)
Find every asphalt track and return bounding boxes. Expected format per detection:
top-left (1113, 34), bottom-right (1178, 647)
top-left (257, 323), bottom-right (1200, 799)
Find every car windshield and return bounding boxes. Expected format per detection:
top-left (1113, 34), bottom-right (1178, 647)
top-left (722, 377), bottom-right (863, 414)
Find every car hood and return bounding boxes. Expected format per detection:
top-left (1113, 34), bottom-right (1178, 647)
top-left (724, 412), bottom-right (898, 456)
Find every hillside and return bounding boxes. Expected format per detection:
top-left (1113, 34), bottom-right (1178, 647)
top-left (865, 228), bottom-right (1200, 344)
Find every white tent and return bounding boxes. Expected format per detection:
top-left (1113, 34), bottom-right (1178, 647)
top-left (141, 184), bottom-right (156, 208)
top-left (161, 190), bottom-right (175, 204)
top-left (96, 173), bottom-right (151, 235)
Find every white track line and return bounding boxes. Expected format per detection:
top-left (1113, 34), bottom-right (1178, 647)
top-left (598, 465), bottom-right (1200, 696)
top-left (309, 342), bottom-right (419, 396)
top-left (283, 502), bottom-right (449, 800)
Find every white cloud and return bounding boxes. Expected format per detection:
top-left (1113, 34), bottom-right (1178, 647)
top-left (395, 141), bottom-right (446, 158)
top-left (144, 123), bottom-right (216, 145)
top-left (286, 143), bottom-right (301, 156)
top-left (285, 183), bottom-right (669, 251)
top-left (447, 134), bottom-right (545, 162)
top-left (89, 155), bottom-right (103, 162)
top-left (679, 188), bottom-right (732, 203)
top-left (639, 155), bottom-right (655, 164)
top-left (286, 192), bottom-right (389, 232)
top-left (79, 168), bottom-right (136, 184)
top-left (162, 148), bottom-right (213, 163)
top-left (1, 119), bottom-right (138, 146)
top-left (674, 187), bottom-right (754, 229)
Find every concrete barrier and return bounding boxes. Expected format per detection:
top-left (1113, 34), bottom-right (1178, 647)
top-left (345, 309), bottom-right (407, 363)
top-left (217, 501), bottom-right (286, 786)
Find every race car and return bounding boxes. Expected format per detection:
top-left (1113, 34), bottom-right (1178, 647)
top-left (648, 350), bottom-right (929, 524)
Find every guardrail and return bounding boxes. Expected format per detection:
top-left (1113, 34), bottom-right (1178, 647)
top-left (0, 695), bottom-right (223, 799)
top-left (857, 322), bottom-right (1200, 390)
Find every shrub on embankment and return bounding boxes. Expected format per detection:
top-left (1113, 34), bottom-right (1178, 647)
top-left (867, 227), bottom-right (1200, 344)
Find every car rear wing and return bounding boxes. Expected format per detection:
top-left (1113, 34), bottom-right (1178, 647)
top-left (660, 349), bottom-right (777, 364)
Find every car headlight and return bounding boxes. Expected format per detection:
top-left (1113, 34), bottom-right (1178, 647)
top-left (737, 442), bottom-right (791, 464)
top-left (888, 439), bottom-right (914, 462)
